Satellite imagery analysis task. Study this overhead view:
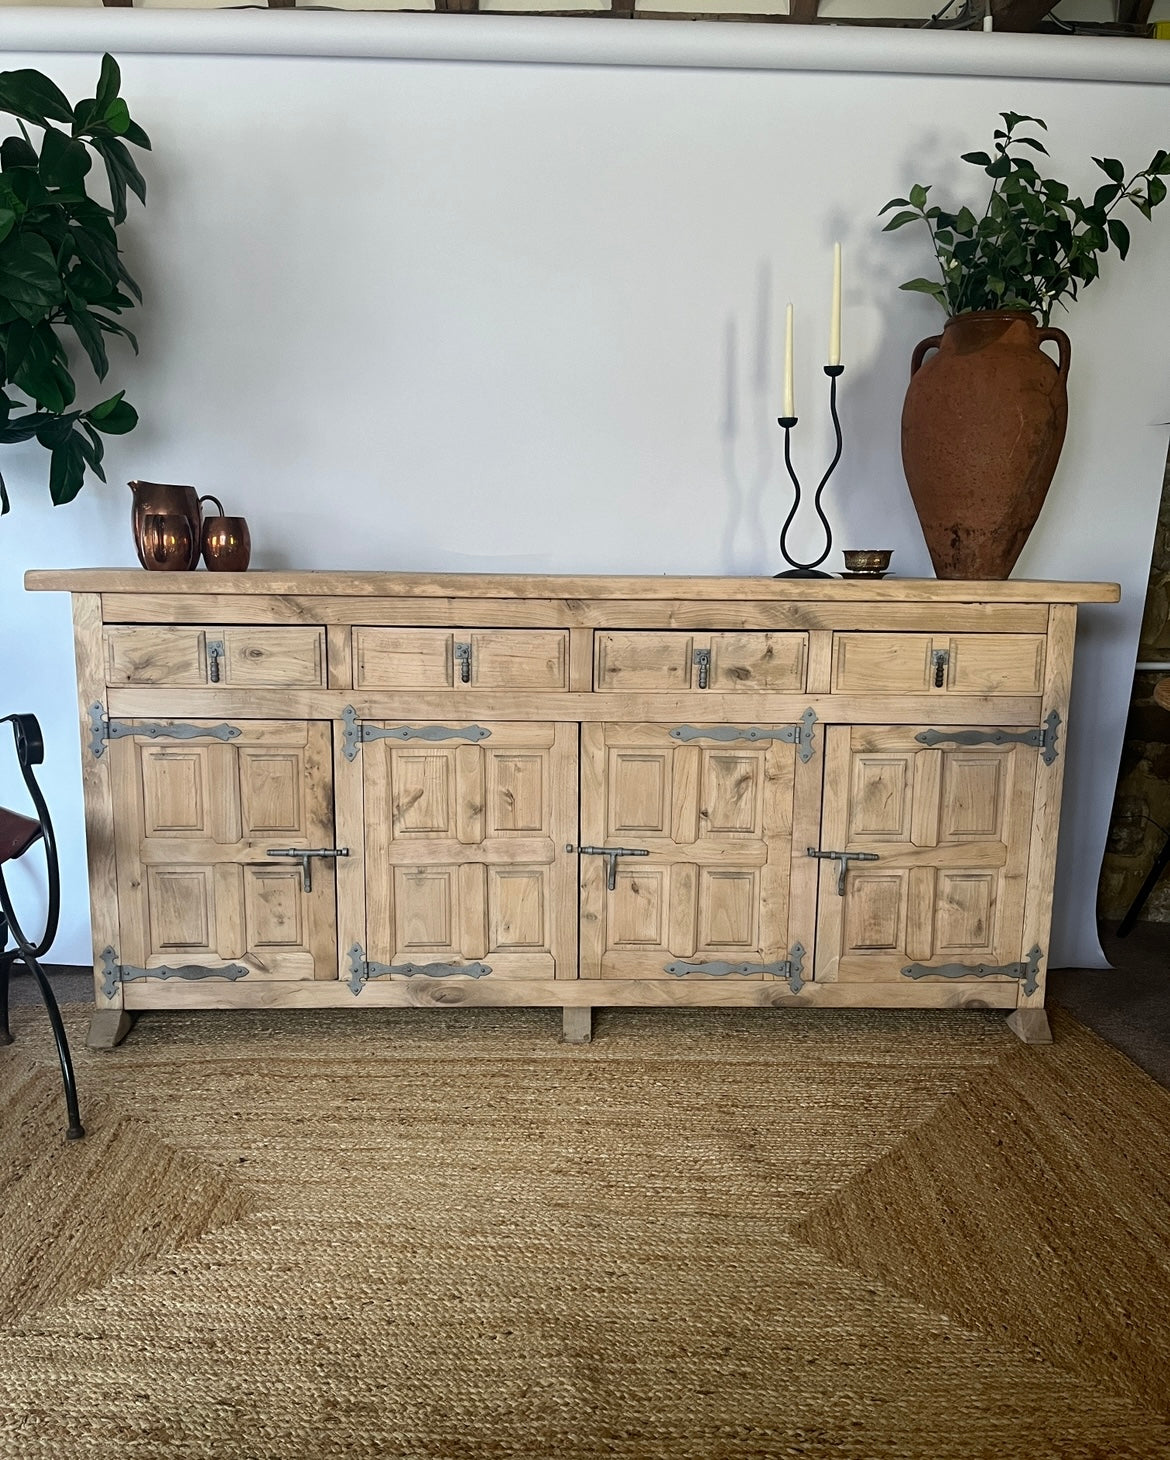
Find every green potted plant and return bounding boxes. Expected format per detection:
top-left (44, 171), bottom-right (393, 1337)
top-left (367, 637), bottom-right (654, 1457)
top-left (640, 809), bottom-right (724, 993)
top-left (879, 113), bottom-right (1170, 579)
top-left (0, 54), bottom-right (149, 516)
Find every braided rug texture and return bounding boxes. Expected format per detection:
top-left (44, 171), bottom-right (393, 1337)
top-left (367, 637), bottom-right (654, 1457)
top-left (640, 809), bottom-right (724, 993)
top-left (2, 1003), bottom-right (1169, 1459)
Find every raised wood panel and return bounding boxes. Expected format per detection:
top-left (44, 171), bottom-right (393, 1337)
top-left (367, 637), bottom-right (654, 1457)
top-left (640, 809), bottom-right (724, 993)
top-left (815, 726), bottom-right (1037, 984)
top-left (833, 633), bottom-right (1045, 696)
top-left (361, 721), bottom-right (575, 980)
top-left (595, 631), bottom-right (806, 691)
top-left (353, 628), bottom-right (567, 690)
top-left (220, 627), bottom-right (325, 687)
top-left (105, 625), bottom-right (325, 687)
top-left (110, 720), bottom-right (337, 981)
top-left (580, 723), bottom-right (798, 980)
top-left (947, 635), bottom-right (1045, 694)
top-left (106, 626), bottom-right (208, 686)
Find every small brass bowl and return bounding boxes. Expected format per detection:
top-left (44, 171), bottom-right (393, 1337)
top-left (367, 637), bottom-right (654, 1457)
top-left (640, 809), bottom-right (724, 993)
top-left (841, 549), bottom-right (893, 577)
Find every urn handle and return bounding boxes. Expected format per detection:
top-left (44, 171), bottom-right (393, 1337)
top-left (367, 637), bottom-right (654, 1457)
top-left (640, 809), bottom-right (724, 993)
top-left (910, 335), bottom-right (942, 377)
top-left (1037, 325), bottom-right (1072, 383)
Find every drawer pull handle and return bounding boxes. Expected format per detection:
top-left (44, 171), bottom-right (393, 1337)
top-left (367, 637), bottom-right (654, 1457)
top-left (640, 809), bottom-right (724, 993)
top-left (455, 642), bottom-right (472, 684)
top-left (207, 640), bottom-right (224, 683)
top-left (693, 648), bottom-right (711, 690)
top-left (931, 648), bottom-right (949, 688)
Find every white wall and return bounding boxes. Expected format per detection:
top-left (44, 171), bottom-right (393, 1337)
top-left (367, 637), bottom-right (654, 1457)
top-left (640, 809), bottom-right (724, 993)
top-left (3, 15), bottom-right (1169, 968)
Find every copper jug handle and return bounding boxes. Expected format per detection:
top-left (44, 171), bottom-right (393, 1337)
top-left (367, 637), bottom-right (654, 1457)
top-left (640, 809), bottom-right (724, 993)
top-left (198, 493), bottom-right (226, 517)
top-left (910, 335), bottom-right (942, 378)
top-left (1037, 326), bottom-right (1072, 383)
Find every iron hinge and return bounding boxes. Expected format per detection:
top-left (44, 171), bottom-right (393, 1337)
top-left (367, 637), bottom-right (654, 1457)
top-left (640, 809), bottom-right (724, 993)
top-left (915, 711), bottom-right (1062, 766)
top-left (901, 945), bottom-right (1043, 996)
top-left (664, 942), bottom-right (807, 993)
top-left (99, 946), bottom-right (249, 1001)
top-left (342, 706), bottom-right (491, 761)
top-left (88, 704), bottom-right (242, 760)
top-left (346, 942), bottom-right (492, 995)
top-left (669, 708), bottom-right (817, 762)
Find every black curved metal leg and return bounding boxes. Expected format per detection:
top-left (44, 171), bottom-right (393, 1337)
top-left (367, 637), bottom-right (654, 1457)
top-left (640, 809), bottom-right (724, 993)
top-left (18, 948), bottom-right (84, 1140)
top-left (0, 947), bottom-right (13, 1046)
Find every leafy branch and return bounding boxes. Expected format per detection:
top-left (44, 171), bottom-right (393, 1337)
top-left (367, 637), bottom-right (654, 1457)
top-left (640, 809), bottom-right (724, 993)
top-left (879, 112), bottom-right (1170, 324)
top-left (0, 54), bottom-right (149, 515)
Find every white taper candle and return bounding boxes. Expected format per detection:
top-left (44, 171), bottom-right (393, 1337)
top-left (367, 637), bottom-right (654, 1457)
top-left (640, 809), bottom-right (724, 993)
top-left (784, 303), bottom-right (795, 418)
top-left (829, 243), bottom-right (842, 367)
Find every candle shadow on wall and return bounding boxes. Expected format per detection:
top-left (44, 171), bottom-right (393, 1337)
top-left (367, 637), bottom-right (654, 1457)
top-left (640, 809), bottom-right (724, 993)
top-left (718, 262), bottom-right (775, 576)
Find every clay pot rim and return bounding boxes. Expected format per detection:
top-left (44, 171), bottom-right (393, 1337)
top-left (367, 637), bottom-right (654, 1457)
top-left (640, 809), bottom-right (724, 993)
top-left (942, 307), bottom-right (1042, 326)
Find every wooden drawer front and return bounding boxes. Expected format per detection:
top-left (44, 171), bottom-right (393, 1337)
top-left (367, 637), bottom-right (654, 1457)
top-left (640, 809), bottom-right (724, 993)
top-left (353, 628), bottom-right (568, 690)
top-left (105, 626), bottom-right (326, 687)
top-left (595, 632), bottom-right (807, 691)
top-left (832, 634), bottom-right (1045, 695)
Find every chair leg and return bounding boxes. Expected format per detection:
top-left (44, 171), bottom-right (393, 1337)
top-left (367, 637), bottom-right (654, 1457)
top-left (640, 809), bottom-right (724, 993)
top-left (1117, 829), bottom-right (1170, 937)
top-left (0, 948), bottom-right (13, 1046)
top-left (18, 948), bottom-right (84, 1140)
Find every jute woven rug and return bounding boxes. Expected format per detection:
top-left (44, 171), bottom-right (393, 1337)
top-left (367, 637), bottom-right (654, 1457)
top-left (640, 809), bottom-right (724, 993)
top-left (2, 1002), bottom-right (1169, 1459)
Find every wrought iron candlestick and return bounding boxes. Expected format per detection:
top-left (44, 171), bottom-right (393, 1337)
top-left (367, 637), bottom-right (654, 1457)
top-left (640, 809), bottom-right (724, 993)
top-left (776, 364), bottom-right (845, 578)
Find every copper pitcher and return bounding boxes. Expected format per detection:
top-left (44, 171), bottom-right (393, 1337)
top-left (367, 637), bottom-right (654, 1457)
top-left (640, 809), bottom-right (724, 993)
top-left (129, 481), bottom-right (201, 570)
top-left (140, 513), bottom-right (198, 571)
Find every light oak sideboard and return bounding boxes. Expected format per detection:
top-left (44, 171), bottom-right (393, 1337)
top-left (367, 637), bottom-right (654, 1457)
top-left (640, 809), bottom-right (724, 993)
top-left (26, 571), bottom-right (1118, 1049)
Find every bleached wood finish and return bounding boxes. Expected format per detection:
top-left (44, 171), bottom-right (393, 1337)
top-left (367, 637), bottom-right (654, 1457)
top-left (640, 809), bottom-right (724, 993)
top-left (72, 594), bottom-right (122, 1015)
top-left (26, 570), bottom-right (1120, 602)
top-left (36, 572), bottom-right (1113, 1046)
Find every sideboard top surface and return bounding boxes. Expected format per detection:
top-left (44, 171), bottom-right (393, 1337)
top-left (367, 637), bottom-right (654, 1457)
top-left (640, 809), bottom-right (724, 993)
top-left (24, 570), bottom-right (1120, 604)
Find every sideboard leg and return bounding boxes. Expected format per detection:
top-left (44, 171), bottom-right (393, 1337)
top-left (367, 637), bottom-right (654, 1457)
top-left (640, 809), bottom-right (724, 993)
top-left (562, 1007), bottom-right (593, 1045)
top-left (87, 1009), bottom-right (134, 1050)
top-left (1006, 1008), bottom-right (1052, 1045)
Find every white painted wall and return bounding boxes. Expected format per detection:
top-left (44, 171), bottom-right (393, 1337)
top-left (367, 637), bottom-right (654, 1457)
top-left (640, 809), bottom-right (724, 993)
top-left (3, 15), bottom-right (1169, 969)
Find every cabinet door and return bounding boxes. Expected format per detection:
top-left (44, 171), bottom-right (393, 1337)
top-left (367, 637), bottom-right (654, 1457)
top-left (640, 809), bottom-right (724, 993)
top-left (362, 723), bottom-right (577, 979)
top-left (110, 721), bottom-right (338, 980)
top-left (814, 726), bottom-right (1037, 983)
top-left (579, 723), bottom-right (804, 980)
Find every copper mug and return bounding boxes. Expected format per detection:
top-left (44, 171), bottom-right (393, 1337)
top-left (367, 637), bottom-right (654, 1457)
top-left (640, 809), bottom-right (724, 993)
top-left (141, 513), bottom-right (198, 572)
top-left (199, 494), bottom-right (251, 572)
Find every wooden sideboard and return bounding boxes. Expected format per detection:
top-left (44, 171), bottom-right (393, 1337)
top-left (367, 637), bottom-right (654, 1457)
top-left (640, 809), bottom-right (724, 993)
top-left (26, 571), bottom-right (1118, 1048)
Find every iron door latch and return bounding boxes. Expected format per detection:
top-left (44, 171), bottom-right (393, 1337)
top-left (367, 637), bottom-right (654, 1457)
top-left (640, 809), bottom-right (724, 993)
top-left (569, 844), bottom-right (650, 891)
top-left (807, 846), bottom-right (880, 896)
top-left (265, 846), bottom-right (349, 893)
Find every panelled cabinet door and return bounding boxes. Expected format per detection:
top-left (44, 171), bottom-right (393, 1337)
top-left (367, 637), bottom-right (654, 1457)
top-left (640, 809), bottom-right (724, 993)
top-left (362, 723), bottom-right (577, 979)
top-left (109, 721), bottom-right (338, 980)
top-left (813, 726), bottom-right (1038, 984)
top-left (579, 723), bottom-right (803, 980)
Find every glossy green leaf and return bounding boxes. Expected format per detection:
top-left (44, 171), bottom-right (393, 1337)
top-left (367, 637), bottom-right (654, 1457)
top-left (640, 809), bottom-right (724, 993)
top-left (66, 304), bottom-right (109, 379)
top-left (881, 210), bottom-right (920, 232)
top-left (48, 431), bottom-right (87, 505)
top-left (87, 394), bottom-right (137, 434)
top-left (0, 68), bottom-right (74, 127)
top-left (94, 54), bottom-right (121, 116)
top-left (1094, 157), bottom-right (1126, 184)
top-left (0, 234), bottom-right (63, 309)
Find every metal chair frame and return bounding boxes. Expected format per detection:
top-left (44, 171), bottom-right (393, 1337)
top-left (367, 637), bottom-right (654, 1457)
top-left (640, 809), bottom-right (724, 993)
top-left (0, 714), bottom-right (84, 1140)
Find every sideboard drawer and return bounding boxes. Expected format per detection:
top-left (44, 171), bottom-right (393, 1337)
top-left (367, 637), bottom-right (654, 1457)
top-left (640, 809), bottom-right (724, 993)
top-left (832, 633), bottom-right (1045, 694)
top-left (353, 628), bottom-right (569, 690)
top-left (594, 632), bottom-right (807, 691)
top-left (106, 626), bottom-right (326, 687)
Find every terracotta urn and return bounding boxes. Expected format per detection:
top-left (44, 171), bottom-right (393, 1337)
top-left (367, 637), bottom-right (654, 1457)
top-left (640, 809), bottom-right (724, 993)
top-left (901, 310), bottom-right (1071, 580)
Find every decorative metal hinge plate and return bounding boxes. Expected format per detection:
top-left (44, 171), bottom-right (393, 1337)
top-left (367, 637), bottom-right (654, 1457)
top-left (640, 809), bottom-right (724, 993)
top-left (915, 711), bottom-right (1061, 767)
top-left (89, 704), bottom-right (242, 760)
top-left (901, 945), bottom-right (1043, 996)
top-left (670, 708), bottom-right (817, 762)
top-left (100, 946), bottom-right (249, 1000)
top-left (665, 942), bottom-right (806, 993)
top-left (342, 706), bottom-right (492, 761)
top-left (346, 942), bottom-right (492, 995)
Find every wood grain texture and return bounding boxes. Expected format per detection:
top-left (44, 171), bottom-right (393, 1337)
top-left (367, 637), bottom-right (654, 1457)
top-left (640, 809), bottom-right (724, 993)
top-left (72, 594), bottom-right (122, 1010)
top-left (25, 570), bottom-right (1120, 603)
top-left (43, 572), bottom-right (1107, 1033)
